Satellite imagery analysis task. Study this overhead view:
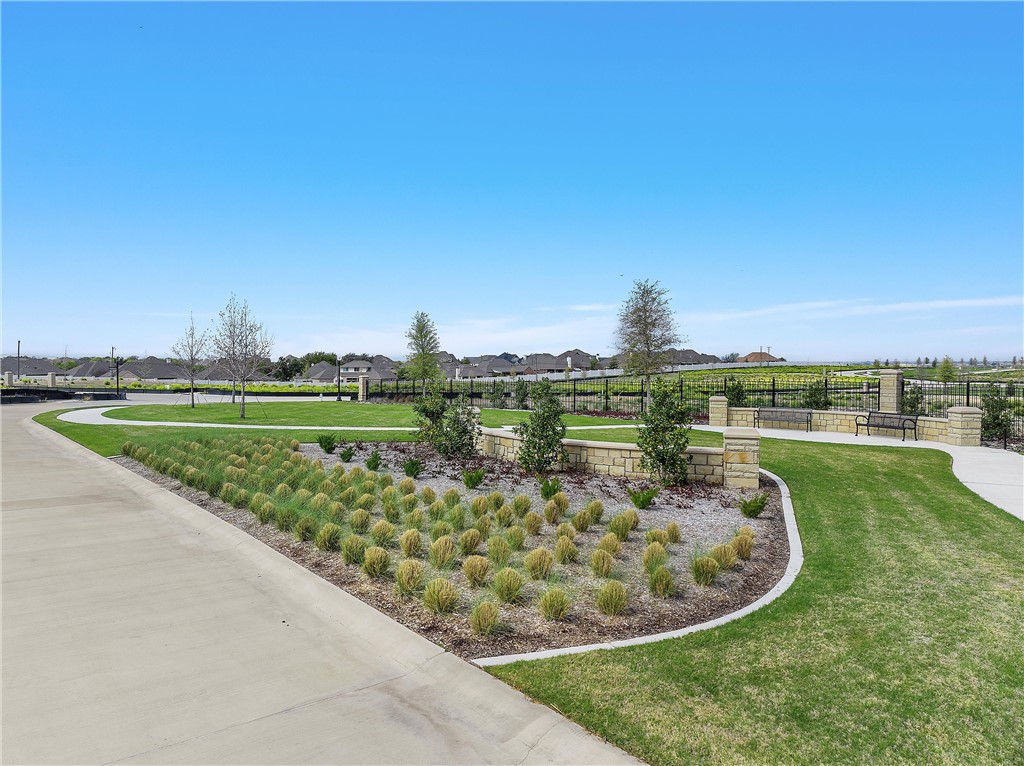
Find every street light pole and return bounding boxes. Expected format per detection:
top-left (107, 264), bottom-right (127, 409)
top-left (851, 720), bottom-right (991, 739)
top-left (336, 355), bottom-right (342, 401)
top-left (17, 340), bottom-right (21, 378)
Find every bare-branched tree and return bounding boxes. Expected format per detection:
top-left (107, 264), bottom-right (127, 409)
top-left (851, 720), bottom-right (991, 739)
top-left (616, 279), bottom-right (684, 405)
top-left (170, 313), bottom-right (210, 408)
top-left (211, 295), bottom-right (273, 418)
top-left (405, 311), bottom-right (441, 395)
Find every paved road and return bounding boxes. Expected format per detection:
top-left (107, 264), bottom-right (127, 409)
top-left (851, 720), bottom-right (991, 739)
top-left (2, 402), bottom-right (638, 765)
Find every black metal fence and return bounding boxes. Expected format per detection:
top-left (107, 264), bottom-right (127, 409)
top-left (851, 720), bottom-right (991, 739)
top-left (901, 378), bottom-right (1023, 443)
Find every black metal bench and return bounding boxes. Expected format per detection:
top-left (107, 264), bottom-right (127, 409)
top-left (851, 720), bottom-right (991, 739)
top-left (855, 411), bottom-right (919, 441)
top-left (754, 408), bottom-right (813, 432)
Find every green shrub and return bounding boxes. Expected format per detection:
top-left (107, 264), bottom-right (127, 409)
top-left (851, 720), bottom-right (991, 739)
top-left (370, 519), bottom-right (397, 547)
top-left (437, 396), bottom-right (482, 458)
top-left (524, 547), bottom-right (554, 580)
top-left (538, 588), bottom-right (570, 620)
top-left (342, 535), bottom-right (367, 565)
top-left (523, 511), bottom-right (543, 535)
top-left (459, 528), bottom-right (482, 555)
top-left (608, 514), bottom-right (631, 542)
top-left (487, 536), bottom-right (511, 568)
top-left (571, 509), bottom-right (592, 533)
top-left (724, 377), bottom-right (747, 407)
top-left (422, 578), bottom-right (459, 614)
top-left (365, 450), bottom-right (382, 471)
top-left (515, 380), bottom-right (567, 472)
top-left (740, 493), bottom-right (769, 518)
top-left (596, 581), bottom-right (628, 616)
top-left (429, 535), bottom-right (457, 568)
top-left (396, 559), bottom-right (424, 595)
top-left (442, 488), bottom-right (461, 507)
top-left (362, 546), bottom-right (391, 578)
top-left (732, 534), bottom-right (754, 560)
top-left (511, 495), bottom-right (532, 517)
top-left (691, 555), bottom-right (719, 585)
top-left (711, 543), bottom-right (738, 570)
top-left (462, 555), bottom-right (490, 587)
top-left (649, 566), bottom-right (674, 598)
top-left (637, 379), bottom-right (693, 486)
top-left (591, 549), bottom-right (614, 577)
top-left (539, 475), bottom-right (562, 501)
top-left (645, 529), bottom-right (669, 546)
top-left (470, 601), bottom-right (500, 636)
top-left (316, 433), bottom-right (338, 454)
top-left (627, 486), bottom-right (659, 510)
top-left (314, 522), bottom-right (343, 551)
top-left (403, 458), bottom-right (424, 478)
top-left (585, 500), bottom-right (604, 523)
top-left (492, 567), bottom-right (525, 603)
top-left (642, 542), bottom-right (669, 574)
top-left (349, 508), bottom-right (371, 533)
top-left (554, 536), bottom-right (578, 564)
top-left (294, 516), bottom-right (319, 542)
top-left (274, 507), bottom-right (299, 532)
top-left (463, 468), bottom-right (486, 489)
top-left (900, 383), bottom-right (925, 415)
top-left (981, 384), bottom-right (1014, 439)
top-left (400, 528), bottom-right (423, 558)
top-left (666, 522), bottom-right (681, 544)
top-left (801, 378), bottom-right (832, 411)
top-left (506, 526), bottom-right (526, 551)
top-left (431, 521), bottom-right (454, 542)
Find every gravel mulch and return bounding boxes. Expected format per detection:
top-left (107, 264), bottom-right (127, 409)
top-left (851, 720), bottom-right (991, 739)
top-left (115, 441), bottom-right (789, 660)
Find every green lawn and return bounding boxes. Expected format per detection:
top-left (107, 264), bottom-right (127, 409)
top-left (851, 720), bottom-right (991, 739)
top-left (100, 401), bottom-right (640, 429)
top-left (491, 440), bottom-right (1024, 765)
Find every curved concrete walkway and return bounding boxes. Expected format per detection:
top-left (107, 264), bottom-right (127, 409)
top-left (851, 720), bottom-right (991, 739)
top-left (3, 403), bottom-right (637, 765)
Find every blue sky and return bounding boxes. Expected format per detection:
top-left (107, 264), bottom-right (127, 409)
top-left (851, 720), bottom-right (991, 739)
top-left (3, 2), bottom-right (1021, 362)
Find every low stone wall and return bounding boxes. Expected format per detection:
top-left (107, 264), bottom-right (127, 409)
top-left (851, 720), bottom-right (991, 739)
top-left (709, 396), bottom-right (981, 447)
top-left (478, 427), bottom-right (760, 489)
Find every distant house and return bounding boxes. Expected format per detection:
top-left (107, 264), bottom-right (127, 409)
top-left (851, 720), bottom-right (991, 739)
top-left (66, 360), bottom-right (114, 379)
top-left (665, 348), bottom-right (722, 365)
top-left (119, 356), bottom-right (185, 380)
top-left (1, 357), bottom-right (63, 377)
top-left (736, 351), bottom-right (784, 364)
top-left (195, 365), bottom-right (273, 383)
top-left (520, 353), bottom-right (565, 374)
top-left (305, 361), bottom-right (338, 383)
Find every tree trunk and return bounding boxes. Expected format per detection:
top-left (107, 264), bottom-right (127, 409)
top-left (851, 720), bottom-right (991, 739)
top-left (239, 382), bottom-right (246, 419)
top-left (190, 381), bottom-right (195, 408)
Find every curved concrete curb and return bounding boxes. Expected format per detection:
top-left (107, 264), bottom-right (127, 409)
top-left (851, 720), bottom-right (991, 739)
top-left (56, 405), bottom-right (418, 432)
top-left (472, 468), bottom-right (804, 667)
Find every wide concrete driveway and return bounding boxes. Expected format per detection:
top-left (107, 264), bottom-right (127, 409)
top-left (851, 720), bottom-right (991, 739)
top-left (2, 403), bottom-right (637, 765)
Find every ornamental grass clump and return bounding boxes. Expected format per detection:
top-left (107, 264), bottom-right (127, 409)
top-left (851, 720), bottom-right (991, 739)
top-left (381, 486), bottom-right (398, 505)
top-left (442, 488), bottom-right (461, 507)
top-left (666, 522), bottom-right (682, 544)
top-left (231, 489), bottom-right (250, 509)
top-left (710, 543), bottom-right (738, 570)
top-left (740, 493), bottom-right (769, 519)
top-left (275, 507), bottom-right (299, 532)
top-left (571, 509), bottom-right (592, 533)
top-left (294, 516), bottom-right (319, 542)
top-left (342, 535), bottom-right (367, 565)
top-left (555, 523), bottom-right (576, 540)
top-left (220, 482), bottom-right (238, 505)
top-left (294, 488), bottom-right (314, 504)
top-left (649, 566), bottom-right (674, 598)
top-left (462, 555), bottom-right (490, 587)
top-left (591, 549), bottom-right (614, 577)
top-left (642, 542), bottom-right (669, 575)
top-left (470, 602), bottom-right (500, 636)
top-left (506, 526), bottom-right (526, 551)
top-left (315, 522), bottom-right (343, 551)
top-left (608, 514), bottom-right (631, 542)
top-left (349, 508), bottom-right (371, 533)
top-left (585, 499), bottom-right (604, 523)
top-left (691, 555), bottom-right (720, 586)
top-left (431, 521), bottom-right (454, 542)
top-left (429, 535), bottom-right (457, 568)
top-left (623, 508), bottom-right (640, 530)
top-left (399, 529), bottom-right (423, 558)
top-left (487, 536), bottom-right (511, 568)
top-left (596, 581), bottom-right (628, 616)
top-left (645, 529), bottom-right (669, 546)
top-left (544, 500), bottom-right (561, 525)
top-left (397, 477), bottom-right (416, 496)
top-left (459, 528), bottom-right (482, 555)
top-left (365, 451), bottom-right (382, 471)
top-left (405, 508), bottom-right (425, 530)
top-left (362, 546), bottom-right (391, 578)
top-left (471, 496), bottom-right (490, 518)
top-left (552, 492), bottom-right (569, 516)
top-left (731, 534), bottom-right (754, 560)
top-left (254, 501), bottom-right (275, 524)
top-left (310, 492), bottom-right (332, 513)
top-left (492, 567), bottom-right (525, 603)
top-left (396, 559), bottom-right (424, 596)
top-left (370, 520), bottom-right (396, 548)
top-left (328, 501), bottom-right (346, 522)
top-left (474, 516), bottom-right (492, 539)
top-left (597, 533), bottom-right (622, 557)
top-left (524, 547), bottom-right (554, 580)
top-left (401, 494), bottom-right (419, 514)
top-left (511, 495), bottom-right (532, 517)
top-left (355, 493), bottom-right (376, 512)
top-left (428, 500), bottom-right (447, 522)
top-left (495, 505), bottom-right (514, 528)
top-left (422, 578), bottom-right (459, 614)
top-left (554, 536), bottom-right (578, 564)
top-left (420, 485), bottom-right (437, 505)
top-left (738, 525), bottom-right (756, 539)
top-left (538, 588), bottom-right (570, 621)
top-left (382, 502), bottom-right (401, 524)
top-left (523, 511), bottom-right (543, 535)
top-left (447, 503), bottom-right (467, 531)
top-left (339, 487), bottom-right (357, 506)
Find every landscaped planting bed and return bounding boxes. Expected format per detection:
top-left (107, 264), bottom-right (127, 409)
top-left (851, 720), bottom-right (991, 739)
top-left (117, 435), bottom-right (787, 659)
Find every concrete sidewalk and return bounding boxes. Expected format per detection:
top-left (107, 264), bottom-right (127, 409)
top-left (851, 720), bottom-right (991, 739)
top-left (2, 403), bottom-right (637, 765)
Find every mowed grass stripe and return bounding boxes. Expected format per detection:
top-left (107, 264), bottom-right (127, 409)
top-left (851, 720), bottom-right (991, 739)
top-left (491, 441), bottom-right (1024, 766)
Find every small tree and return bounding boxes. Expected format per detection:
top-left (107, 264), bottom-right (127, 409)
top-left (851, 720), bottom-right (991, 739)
top-left (937, 356), bottom-right (958, 383)
top-left (900, 383), bottom-right (925, 415)
top-left (512, 379), bottom-right (530, 410)
top-left (211, 295), bottom-right (273, 419)
top-left (405, 311), bottom-right (441, 394)
top-left (437, 395), bottom-right (481, 458)
top-left (170, 312), bottom-right (209, 408)
top-left (980, 385), bottom-right (1012, 441)
top-left (413, 383), bottom-right (448, 446)
top-left (637, 379), bottom-right (692, 486)
top-left (801, 378), bottom-right (832, 410)
top-left (616, 279), bottom-right (682, 406)
top-left (515, 379), bottom-right (567, 473)
top-left (724, 377), bottom-right (747, 407)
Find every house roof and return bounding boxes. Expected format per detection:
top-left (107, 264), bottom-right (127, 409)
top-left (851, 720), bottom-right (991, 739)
top-left (306, 361), bottom-right (338, 381)
top-left (1, 357), bottom-right (63, 376)
top-left (119, 357), bottom-right (185, 380)
top-left (67, 360), bottom-right (114, 378)
top-left (737, 351), bottom-right (782, 363)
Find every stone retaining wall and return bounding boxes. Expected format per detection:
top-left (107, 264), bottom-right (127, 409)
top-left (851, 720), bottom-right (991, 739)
top-left (478, 427), bottom-right (760, 489)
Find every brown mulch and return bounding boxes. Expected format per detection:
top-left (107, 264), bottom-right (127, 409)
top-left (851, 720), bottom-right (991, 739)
top-left (115, 448), bottom-right (789, 661)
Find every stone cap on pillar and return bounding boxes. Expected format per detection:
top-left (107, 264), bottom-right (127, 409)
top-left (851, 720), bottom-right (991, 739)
top-left (947, 406), bottom-right (982, 414)
top-left (724, 427), bottom-right (760, 439)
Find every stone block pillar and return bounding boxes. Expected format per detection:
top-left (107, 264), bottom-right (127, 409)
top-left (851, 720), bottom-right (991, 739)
top-left (47, 372), bottom-right (57, 388)
top-left (723, 427), bottom-right (760, 489)
top-left (879, 369), bottom-right (903, 413)
top-left (946, 407), bottom-right (982, 447)
top-left (357, 376), bottom-right (369, 402)
top-left (3, 371), bottom-right (13, 386)
top-left (709, 395), bottom-right (729, 427)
